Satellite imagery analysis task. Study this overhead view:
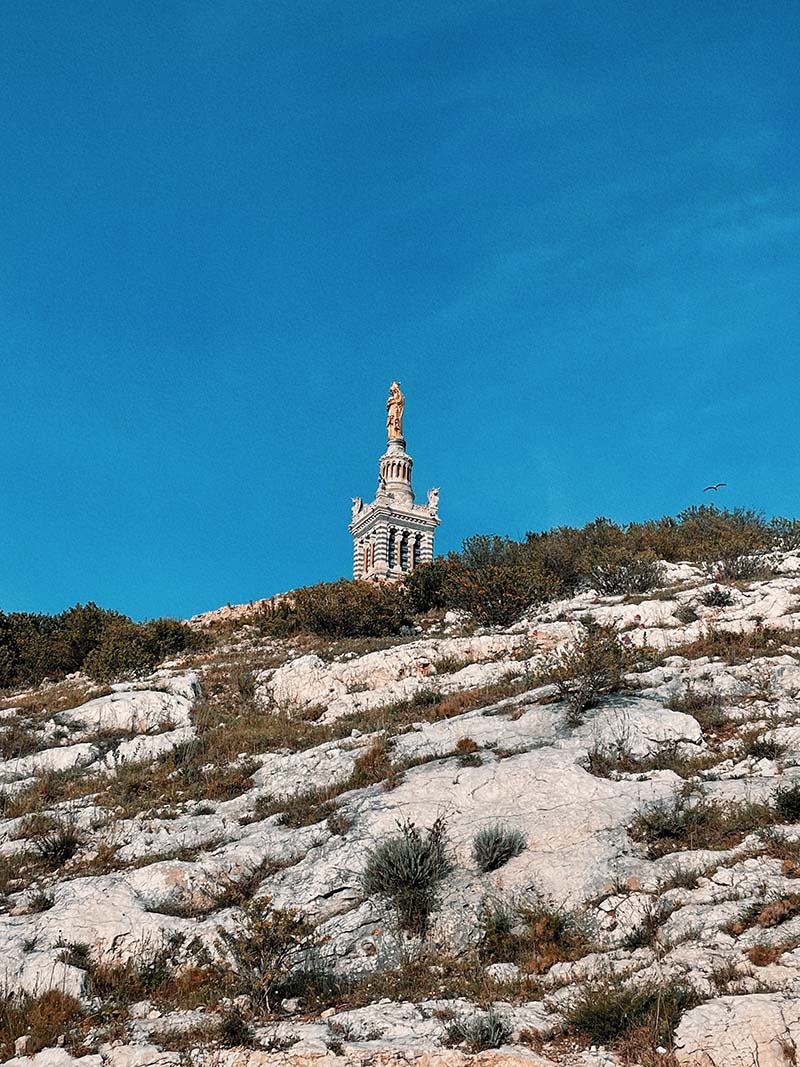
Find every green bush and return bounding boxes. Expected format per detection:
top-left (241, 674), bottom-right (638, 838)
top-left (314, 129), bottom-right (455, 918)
top-left (24, 816), bottom-right (82, 869)
top-left (743, 734), bottom-right (785, 761)
top-left (0, 602), bottom-right (200, 688)
top-left (472, 824), bottom-right (526, 872)
top-left (587, 551), bottom-right (664, 595)
top-left (402, 507), bottom-right (795, 625)
top-left (775, 781), bottom-right (800, 822)
top-left (478, 892), bottom-right (593, 971)
top-left (448, 562), bottom-right (559, 627)
top-left (83, 616), bottom-right (198, 682)
top-left (403, 559), bottom-right (456, 613)
top-left (631, 795), bottom-right (775, 857)
top-left (565, 974), bottom-right (697, 1045)
top-left (361, 817), bottom-right (452, 937)
top-left (701, 585), bottom-right (733, 607)
top-left (216, 1009), bottom-right (256, 1048)
top-left (293, 580), bottom-right (408, 638)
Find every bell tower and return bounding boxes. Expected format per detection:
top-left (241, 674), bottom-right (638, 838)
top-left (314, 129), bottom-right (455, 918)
top-left (349, 383), bottom-right (440, 581)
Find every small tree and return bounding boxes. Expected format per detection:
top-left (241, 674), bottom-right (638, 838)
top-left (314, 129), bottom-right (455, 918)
top-left (214, 897), bottom-right (315, 1011)
top-left (539, 623), bottom-right (632, 724)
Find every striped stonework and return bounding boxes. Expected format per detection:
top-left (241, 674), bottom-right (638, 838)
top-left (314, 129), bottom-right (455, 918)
top-left (349, 401), bottom-right (439, 582)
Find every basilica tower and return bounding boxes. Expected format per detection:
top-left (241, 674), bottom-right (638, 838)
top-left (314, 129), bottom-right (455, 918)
top-left (349, 383), bottom-right (440, 581)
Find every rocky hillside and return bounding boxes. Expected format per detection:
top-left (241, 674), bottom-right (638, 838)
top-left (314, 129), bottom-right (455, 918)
top-left (4, 556), bottom-right (800, 1066)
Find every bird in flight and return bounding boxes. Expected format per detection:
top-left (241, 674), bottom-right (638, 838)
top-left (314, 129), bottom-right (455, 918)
top-left (704, 483), bottom-right (727, 492)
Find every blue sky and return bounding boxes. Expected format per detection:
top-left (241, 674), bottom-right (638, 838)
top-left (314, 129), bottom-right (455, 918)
top-left (1, 0), bottom-right (798, 619)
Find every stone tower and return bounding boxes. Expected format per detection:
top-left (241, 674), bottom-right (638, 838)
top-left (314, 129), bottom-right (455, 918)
top-left (349, 383), bottom-right (440, 581)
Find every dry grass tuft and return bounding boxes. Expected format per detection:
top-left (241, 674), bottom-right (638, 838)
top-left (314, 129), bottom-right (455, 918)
top-left (0, 990), bottom-right (87, 1059)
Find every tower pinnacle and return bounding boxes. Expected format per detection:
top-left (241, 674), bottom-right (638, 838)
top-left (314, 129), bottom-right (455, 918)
top-left (349, 384), bottom-right (440, 581)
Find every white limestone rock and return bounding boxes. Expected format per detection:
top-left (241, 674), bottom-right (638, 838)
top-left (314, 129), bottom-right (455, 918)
top-left (3, 1051), bottom-right (103, 1067)
top-left (102, 725), bottom-right (196, 770)
top-left (260, 635), bottom-right (538, 720)
top-left (252, 735), bottom-right (372, 797)
top-left (59, 678), bottom-right (197, 737)
top-left (675, 993), bottom-right (800, 1066)
top-left (570, 699), bottom-right (704, 760)
top-left (0, 741), bottom-right (98, 784)
top-left (0, 875), bottom-right (186, 992)
top-left (103, 1048), bottom-right (181, 1067)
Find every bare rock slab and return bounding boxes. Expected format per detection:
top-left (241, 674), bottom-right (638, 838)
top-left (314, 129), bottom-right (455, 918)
top-left (675, 993), bottom-right (800, 1066)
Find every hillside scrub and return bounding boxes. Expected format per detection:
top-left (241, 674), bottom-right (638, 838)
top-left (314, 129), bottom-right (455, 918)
top-left (293, 579), bottom-right (409, 637)
top-left (565, 974), bottom-right (698, 1051)
top-left (0, 989), bottom-right (87, 1059)
top-left (213, 898), bottom-right (318, 1012)
top-left (404, 506), bottom-right (800, 623)
top-left (0, 602), bottom-right (202, 688)
top-left (536, 623), bottom-right (634, 723)
top-left (630, 795), bottom-right (786, 857)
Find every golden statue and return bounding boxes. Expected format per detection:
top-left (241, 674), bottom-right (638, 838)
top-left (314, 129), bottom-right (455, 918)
top-left (386, 381), bottom-right (405, 439)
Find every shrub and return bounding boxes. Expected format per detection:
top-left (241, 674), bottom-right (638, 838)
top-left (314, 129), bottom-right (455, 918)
top-left (667, 685), bottom-right (726, 732)
top-left (771, 517), bottom-right (800, 551)
top-left (351, 736), bottom-right (396, 788)
top-left (675, 623), bottom-right (790, 667)
top-left (84, 933), bottom-right (188, 1009)
top-left (446, 1008), bottom-right (512, 1051)
top-left (472, 824), bottom-right (526, 872)
top-left (217, 1009), bottom-right (256, 1048)
top-left (361, 817), bottom-right (452, 936)
top-left (403, 559), bottom-right (457, 613)
top-left (0, 602), bottom-right (200, 688)
top-left (587, 552), bottom-right (664, 595)
top-left (445, 557), bottom-right (561, 627)
top-left (701, 584), bottom-right (734, 607)
top-left (775, 781), bottom-right (800, 822)
top-left (631, 795), bottom-right (776, 857)
top-left (755, 894), bottom-right (800, 929)
top-left (269, 788), bottom-right (339, 829)
top-left (478, 893), bottom-right (593, 972)
top-left (0, 989), bottom-right (86, 1059)
top-left (214, 897), bottom-right (316, 1012)
top-left (455, 736), bottom-right (482, 767)
top-left (674, 602), bottom-right (699, 624)
top-left (83, 617), bottom-right (198, 681)
top-left (711, 553), bottom-right (773, 582)
top-left (293, 580), bottom-right (408, 638)
top-left (565, 974), bottom-right (697, 1046)
top-left (0, 717), bottom-right (42, 761)
top-left (401, 507), bottom-right (797, 626)
top-left (743, 734), bottom-right (785, 761)
top-left (22, 816), bottom-right (82, 869)
top-left (746, 942), bottom-right (787, 967)
top-left (538, 623), bottom-right (632, 723)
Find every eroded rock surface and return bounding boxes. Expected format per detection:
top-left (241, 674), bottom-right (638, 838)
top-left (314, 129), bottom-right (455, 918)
top-left (6, 561), bottom-right (800, 1064)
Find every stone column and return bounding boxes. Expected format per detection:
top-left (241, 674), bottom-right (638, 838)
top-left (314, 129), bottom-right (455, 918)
top-left (420, 533), bottom-right (434, 565)
top-left (400, 531), bottom-right (409, 572)
top-left (410, 533), bottom-right (420, 571)
top-left (353, 537), bottom-right (364, 580)
top-left (387, 528), bottom-right (396, 571)
top-left (373, 526), bottom-right (389, 576)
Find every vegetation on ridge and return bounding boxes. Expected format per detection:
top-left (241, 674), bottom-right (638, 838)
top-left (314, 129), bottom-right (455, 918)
top-left (0, 602), bottom-right (202, 689)
top-left (266, 504), bottom-right (800, 635)
top-left (2, 506), bottom-right (798, 686)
